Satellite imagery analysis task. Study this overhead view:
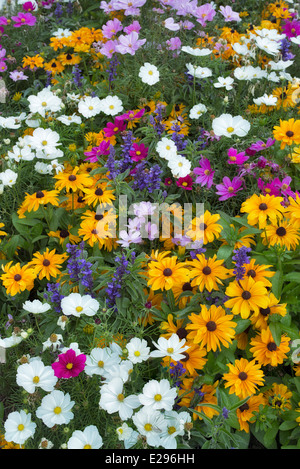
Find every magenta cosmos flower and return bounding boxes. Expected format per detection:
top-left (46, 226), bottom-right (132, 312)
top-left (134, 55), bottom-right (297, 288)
top-left (216, 176), bottom-right (243, 201)
top-left (129, 142), bottom-right (148, 162)
top-left (193, 157), bottom-right (215, 189)
top-left (84, 140), bottom-right (111, 162)
top-left (227, 148), bottom-right (249, 165)
top-left (176, 175), bottom-right (193, 190)
top-left (11, 12), bottom-right (37, 27)
top-left (103, 118), bottom-right (126, 137)
top-left (52, 349), bottom-right (86, 379)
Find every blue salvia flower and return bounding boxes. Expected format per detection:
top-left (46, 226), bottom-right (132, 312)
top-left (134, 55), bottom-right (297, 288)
top-left (232, 246), bottom-right (252, 281)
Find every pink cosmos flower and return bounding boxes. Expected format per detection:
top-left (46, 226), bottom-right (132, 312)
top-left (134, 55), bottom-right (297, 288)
top-left (0, 61), bottom-right (7, 73)
top-left (100, 39), bottom-right (119, 58)
top-left (282, 19), bottom-right (300, 38)
top-left (11, 12), bottom-right (37, 27)
top-left (52, 349), bottom-right (86, 379)
top-left (124, 20), bottom-right (141, 34)
top-left (22, 1), bottom-right (37, 11)
top-left (195, 3), bottom-right (216, 27)
top-left (216, 176), bottom-right (243, 201)
top-left (257, 178), bottom-right (281, 197)
top-left (84, 141), bottom-right (111, 162)
top-left (193, 157), bottom-right (215, 189)
top-left (103, 118), bottom-right (126, 137)
top-left (116, 108), bottom-right (145, 122)
top-left (129, 142), bottom-right (148, 162)
top-left (102, 18), bottom-right (123, 39)
top-left (166, 37), bottom-right (182, 51)
top-left (113, 0), bottom-right (146, 16)
top-left (248, 138), bottom-right (276, 153)
top-left (163, 17), bottom-right (181, 31)
top-left (219, 5), bottom-right (241, 22)
top-left (115, 31), bottom-right (146, 55)
top-left (227, 148), bottom-right (249, 165)
top-left (0, 16), bottom-right (8, 26)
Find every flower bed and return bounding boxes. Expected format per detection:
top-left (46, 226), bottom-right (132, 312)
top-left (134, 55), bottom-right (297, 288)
top-left (0, 0), bottom-right (300, 451)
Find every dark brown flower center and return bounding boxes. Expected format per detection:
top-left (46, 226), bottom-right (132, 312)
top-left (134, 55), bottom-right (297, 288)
top-left (60, 230), bottom-right (69, 238)
top-left (239, 403), bottom-right (249, 412)
top-left (286, 131), bottom-right (294, 137)
top-left (14, 274), bottom-right (22, 281)
top-left (259, 203), bottom-right (268, 211)
top-left (247, 269), bottom-right (256, 278)
top-left (276, 227), bottom-right (286, 237)
top-left (95, 214), bottom-right (104, 221)
top-left (163, 268), bottom-right (173, 277)
top-left (43, 259), bottom-right (51, 266)
top-left (267, 342), bottom-right (277, 352)
top-left (238, 371), bottom-right (248, 381)
top-left (95, 188), bottom-right (104, 196)
top-left (206, 320), bottom-right (217, 332)
top-left (176, 327), bottom-right (188, 339)
top-left (202, 266), bottom-right (212, 275)
top-left (180, 352), bottom-right (189, 362)
top-left (260, 306), bottom-right (270, 316)
top-left (36, 190), bottom-right (45, 198)
top-left (242, 290), bottom-right (251, 300)
top-left (68, 175), bottom-right (77, 181)
top-left (182, 282), bottom-right (193, 292)
top-left (199, 223), bottom-right (207, 231)
top-left (77, 196), bottom-right (84, 203)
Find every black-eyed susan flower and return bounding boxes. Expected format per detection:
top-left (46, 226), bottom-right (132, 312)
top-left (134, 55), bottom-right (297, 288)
top-left (186, 305), bottom-right (237, 352)
top-left (187, 253), bottom-right (233, 293)
top-left (225, 276), bottom-right (269, 319)
top-left (240, 193), bottom-right (284, 229)
top-left (48, 226), bottom-right (81, 245)
top-left (250, 292), bottom-right (287, 330)
top-left (243, 259), bottom-right (275, 288)
top-left (147, 256), bottom-right (190, 291)
top-left (163, 343), bottom-right (207, 376)
top-left (82, 183), bottom-right (116, 208)
top-left (17, 190), bottom-right (60, 218)
top-left (160, 314), bottom-right (186, 340)
top-left (1, 261), bottom-right (36, 296)
top-left (29, 248), bottom-right (68, 281)
top-left (262, 218), bottom-right (300, 251)
top-left (172, 278), bottom-right (197, 309)
top-left (249, 327), bottom-right (290, 367)
top-left (264, 383), bottom-right (292, 412)
top-left (273, 118), bottom-right (300, 149)
top-left (54, 167), bottom-right (93, 193)
top-left (186, 210), bottom-right (223, 244)
top-left (236, 394), bottom-right (267, 433)
top-left (223, 357), bottom-right (265, 399)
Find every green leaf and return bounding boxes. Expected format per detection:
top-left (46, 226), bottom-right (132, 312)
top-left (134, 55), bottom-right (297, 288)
top-left (269, 321), bottom-right (282, 346)
top-left (284, 272), bottom-right (300, 284)
top-left (217, 244), bottom-right (234, 261)
top-left (271, 270), bottom-right (283, 298)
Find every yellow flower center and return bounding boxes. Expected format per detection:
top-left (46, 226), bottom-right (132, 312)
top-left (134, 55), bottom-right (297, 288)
top-left (42, 140), bottom-right (48, 146)
top-left (166, 145), bottom-right (171, 150)
top-left (18, 424), bottom-right (25, 431)
top-left (76, 306), bottom-right (83, 312)
top-left (227, 186), bottom-right (234, 193)
top-left (148, 70), bottom-right (153, 75)
top-left (227, 127), bottom-right (234, 133)
top-left (144, 423), bottom-right (152, 432)
top-left (109, 104), bottom-right (114, 109)
top-left (98, 360), bottom-right (104, 368)
top-left (88, 106), bottom-right (94, 110)
top-left (117, 393), bottom-right (125, 401)
top-left (154, 394), bottom-right (162, 401)
top-left (168, 426), bottom-right (176, 434)
top-left (41, 101), bottom-right (47, 107)
top-left (66, 363), bottom-right (73, 369)
top-left (54, 406), bottom-right (62, 414)
top-left (33, 376), bottom-right (40, 384)
top-left (83, 444), bottom-right (92, 449)
top-left (167, 347), bottom-right (174, 354)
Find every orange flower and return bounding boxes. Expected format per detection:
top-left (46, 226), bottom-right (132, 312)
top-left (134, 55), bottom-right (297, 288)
top-left (273, 118), bottom-right (300, 149)
top-left (1, 262), bottom-right (36, 296)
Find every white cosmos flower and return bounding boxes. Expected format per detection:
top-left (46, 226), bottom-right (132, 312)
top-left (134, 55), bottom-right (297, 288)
top-left (138, 379), bottom-right (177, 411)
top-left (104, 360), bottom-right (134, 384)
top-left (234, 65), bottom-right (266, 81)
top-left (78, 96), bottom-right (103, 118)
top-left (150, 333), bottom-right (189, 361)
top-left (28, 127), bottom-right (61, 155)
top-left (291, 37), bottom-right (300, 46)
top-left (60, 293), bottom-right (100, 317)
top-left (99, 377), bottom-right (140, 421)
top-left (253, 94), bottom-right (278, 106)
top-left (42, 333), bottom-right (64, 352)
top-left (84, 346), bottom-right (121, 378)
top-left (255, 36), bottom-right (281, 56)
top-left (266, 71), bottom-right (280, 83)
top-left (52, 28), bottom-right (72, 38)
top-left (159, 410), bottom-right (187, 449)
top-left (4, 410), bottom-right (36, 445)
top-left (7, 145), bottom-right (35, 163)
top-left (35, 162), bottom-right (52, 175)
top-left (181, 46), bottom-right (211, 56)
top-left (36, 390), bottom-right (75, 428)
top-left (132, 407), bottom-right (167, 448)
top-left (254, 28), bottom-right (285, 41)
top-left (56, 114), bottom-right (82, 125)
top-left (16, 359), bottom-right (58, 394)
top-left (0, 169), bottom-right (18, 187)
top-left (116, 423), bottom-right (139, 449)
top-left (0, 116), bottom-right (22, 129)
top-left (0, 333), bottom-right (23, 349)
top-left (156, 137), bottom-right (178, 160)
top-left (27, 88), bottom-right (63, 118)
top-left (168, 155), bottom-right (191, 178)
top-left (186, 63), bottom-right (212, 78)
top-left (212, 113), bottom-right (251, 138)
top-left (189, 103), bottom-right (207, 119)
top-left (99, 95), bottom-right (124, 116)
top-left (138, 63), bottom-right (160, 85)
top-left (126, 337), bottom-right (150, 364)
top-left (214, 76), bottom-right (234, 90)
top-left (268, 59), bottom-right (294, 71)
top-left (67, 425), bottom-right (103, 449)
top-left (22, 299), bottom-right (51, 314)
